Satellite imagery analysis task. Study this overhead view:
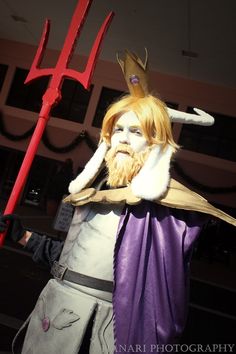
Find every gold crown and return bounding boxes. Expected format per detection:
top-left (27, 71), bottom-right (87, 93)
top-left (117, 49), bottom-right (149, 98)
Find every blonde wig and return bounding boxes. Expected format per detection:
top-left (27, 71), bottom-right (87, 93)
top-left (69, 94), bottom-right (178, 198)
top-left (100, 94), bottom-right (179, 151)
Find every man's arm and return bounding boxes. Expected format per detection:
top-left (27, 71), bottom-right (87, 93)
top-left (0, 214), bottom-right (64, 268)
top-left (18, 230), bottom-right (32, 246)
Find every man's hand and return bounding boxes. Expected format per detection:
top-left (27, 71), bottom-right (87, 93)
top-left (0, 214), bottom-right (26, 243)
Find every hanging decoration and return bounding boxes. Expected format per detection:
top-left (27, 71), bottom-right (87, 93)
top-left (1, 109), bottom-right (235, 194)
top-left (43, 129), bottom-right (97, 153)
top-left (173, 161), bottom-right (236, 194)
top-left (0, 112), bottom-right (35, 141)
top-left (0, 112), bottom-right (96, 152)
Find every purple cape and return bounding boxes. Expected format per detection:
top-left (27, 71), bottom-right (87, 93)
top-left (113, 201), bottom-right (207, 353)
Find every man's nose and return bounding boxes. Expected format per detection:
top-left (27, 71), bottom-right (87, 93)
top-left (119, 130), bottom-right (130, 144)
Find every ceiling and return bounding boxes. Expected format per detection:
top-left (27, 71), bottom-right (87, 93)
top-left (0, 0), bottom-right (236, 89)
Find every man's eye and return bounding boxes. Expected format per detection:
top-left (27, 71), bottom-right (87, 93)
top-left (131, 128), bottom-right (142, 136)
top-left (114, 127), bottom-right (123, 133)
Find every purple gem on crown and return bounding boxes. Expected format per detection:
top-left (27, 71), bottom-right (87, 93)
top-left (129, 75), bottom-right (140, 85)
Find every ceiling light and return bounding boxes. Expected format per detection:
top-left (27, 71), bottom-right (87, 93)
top-left (182, 50), bottom-right (198, 58)
top-left (11, 15), bottom-right (28, 23)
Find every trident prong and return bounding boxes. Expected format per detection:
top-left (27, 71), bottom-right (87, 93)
top-left (25, 0), bottom-right (113, 90)
top-left (0, 0), bottom-right (114, 247)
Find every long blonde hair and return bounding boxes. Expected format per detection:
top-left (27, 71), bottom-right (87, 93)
top-left (100, 94), bottom-right (179, 151)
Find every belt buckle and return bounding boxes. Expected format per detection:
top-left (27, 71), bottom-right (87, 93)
top-left (51, 261), bottom-right (67, 280)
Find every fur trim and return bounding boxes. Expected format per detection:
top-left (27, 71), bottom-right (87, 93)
top-left (131, 144), bottom-right (174, 200)
top-left (68, 141), bottom-right (173, 200)
top-left (68, 141), bottom-right (108, 194)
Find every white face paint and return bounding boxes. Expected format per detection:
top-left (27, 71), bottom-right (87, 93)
top-left (111, 111), bottom-right (148, 160)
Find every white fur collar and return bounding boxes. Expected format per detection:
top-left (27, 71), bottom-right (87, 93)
top-left (131, 144), bottom-right (173, 200)
top-left (68, 141), bottom-right (108, 194)
top-left (68, 142), bottom-right (173, 200)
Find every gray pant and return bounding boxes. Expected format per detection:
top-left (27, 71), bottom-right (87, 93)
top-left (13, 279), bottom-right (114, 354)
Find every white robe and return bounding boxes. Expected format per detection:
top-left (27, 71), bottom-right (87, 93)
top-left (14, 203), bottom-right (124, 354)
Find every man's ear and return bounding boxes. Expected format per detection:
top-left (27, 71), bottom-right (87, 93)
top-left (131, 144), bottom-right (174, 200)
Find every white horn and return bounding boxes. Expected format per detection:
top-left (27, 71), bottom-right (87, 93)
top-left (167, 107), bottom-right (214, 126)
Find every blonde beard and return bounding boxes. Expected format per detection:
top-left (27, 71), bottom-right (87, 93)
top-left (105, 144), bottom-right (150, 188)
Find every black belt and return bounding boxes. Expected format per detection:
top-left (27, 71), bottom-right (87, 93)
top-left (51, 261), bottom-right (113, 293)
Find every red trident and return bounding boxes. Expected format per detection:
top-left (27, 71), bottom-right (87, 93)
top-left (0, 0), bottom-right (114, 246)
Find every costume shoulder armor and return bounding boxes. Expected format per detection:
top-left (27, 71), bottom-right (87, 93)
top-left (63, 179), bottom-right (236, 227)
top-left (159, 179), bottom-right (236, 227)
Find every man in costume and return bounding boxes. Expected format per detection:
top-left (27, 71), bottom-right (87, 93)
top-left (1, 51), bottom-right (236, 354)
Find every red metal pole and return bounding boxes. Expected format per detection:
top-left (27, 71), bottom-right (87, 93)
top-left (0, 0), bottom-right (113, 247)
top-left (0, 88), bottom-right (60, 247)
top-left (3, 119), bottom-right (48, 214)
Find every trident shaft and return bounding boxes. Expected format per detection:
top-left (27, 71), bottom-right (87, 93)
top-left (0, 0), bottom-right (114, 246)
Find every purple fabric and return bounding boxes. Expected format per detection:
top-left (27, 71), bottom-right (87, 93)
top-left (113, 201), bottom-right (207, 353)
